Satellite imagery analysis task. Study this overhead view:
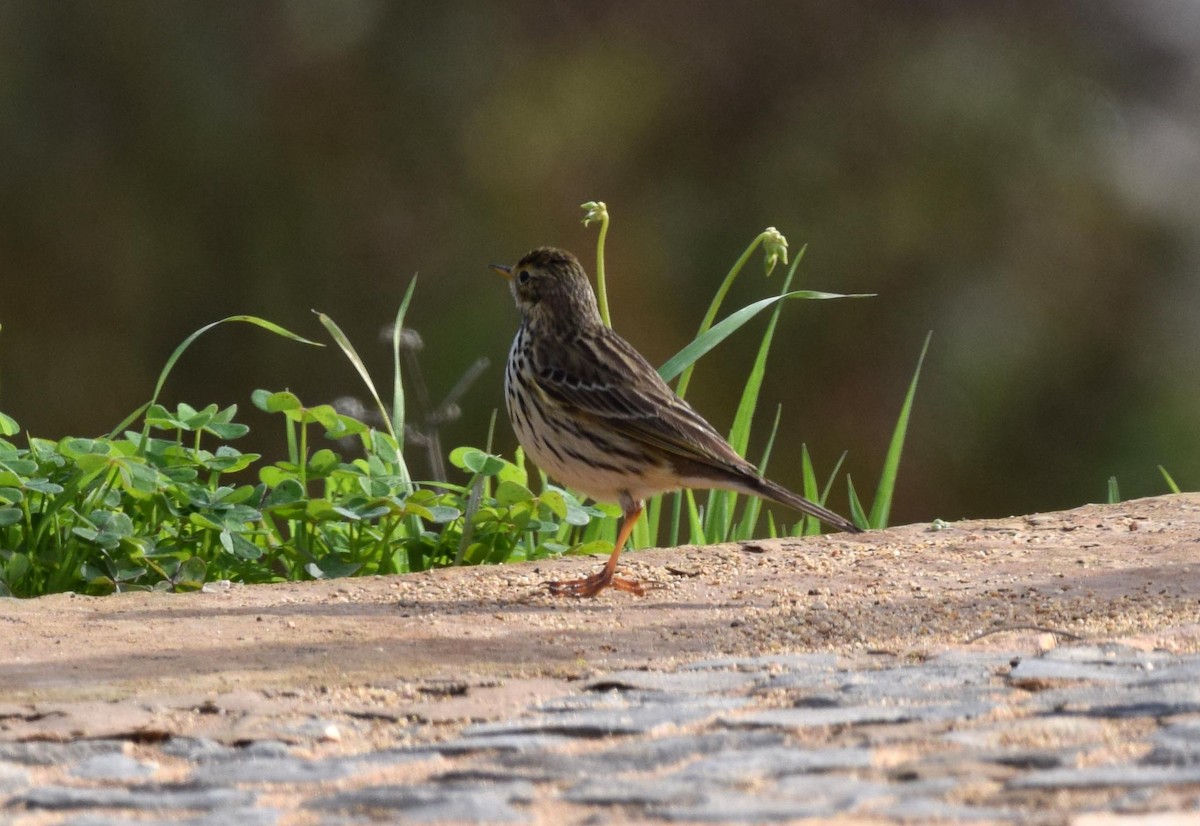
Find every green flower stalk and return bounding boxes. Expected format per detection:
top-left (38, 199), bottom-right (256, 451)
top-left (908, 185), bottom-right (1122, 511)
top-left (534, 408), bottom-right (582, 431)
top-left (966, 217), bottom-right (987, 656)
top-left (580, 201), bottom-right (612, 328)
top-left (675, 226), bottom-right (789, 399)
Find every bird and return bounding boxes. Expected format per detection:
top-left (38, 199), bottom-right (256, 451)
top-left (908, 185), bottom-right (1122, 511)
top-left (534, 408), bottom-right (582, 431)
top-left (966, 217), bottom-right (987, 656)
top-left (492, 247), bottom-right (861, 597)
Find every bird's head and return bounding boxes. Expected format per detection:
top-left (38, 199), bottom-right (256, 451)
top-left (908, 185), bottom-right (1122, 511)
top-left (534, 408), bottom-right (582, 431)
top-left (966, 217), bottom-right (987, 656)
top-left (491, 247), bottom-right (602, 330)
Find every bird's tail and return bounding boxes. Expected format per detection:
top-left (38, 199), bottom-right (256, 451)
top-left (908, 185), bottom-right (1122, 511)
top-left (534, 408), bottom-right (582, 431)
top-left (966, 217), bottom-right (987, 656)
top-left (749, 477), bottom-right (863, 534)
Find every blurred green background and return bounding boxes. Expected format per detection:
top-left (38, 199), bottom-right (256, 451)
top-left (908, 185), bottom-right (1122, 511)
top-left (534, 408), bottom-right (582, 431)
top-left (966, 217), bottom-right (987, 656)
top-left (2, 1), bottom-right (1197, 527)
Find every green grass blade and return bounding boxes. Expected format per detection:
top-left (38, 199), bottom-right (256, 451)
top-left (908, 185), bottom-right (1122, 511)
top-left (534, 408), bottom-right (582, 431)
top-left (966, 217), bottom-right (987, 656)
top-left (1106, 476), bottom-right (1121, 504)
top-left (659, 290), bottom-right (872, 384)
top-left (846, 475), bottom-right (869, 529)
top-left (317, 309), bottom-right (413, 493)
top-left (315, 311), bottom-right (395, 442)
top-left (390, 275), bottom-right (419, 450)
top-left (799, 444), bottom-right (819, 536)
top-left (121, 315), bottom-right (322, 442)
top-left (632, 496), bottom-right (654, 549)
top-left (706, 254), bottom-right (807, 542)
top-left (801, 444), bottom-right (819, 499)
top-left (455, 476), bottom-right (484, 566)
top-left (667, 492), bottom-right (682, 548)
top-left (734, 404), bottom-right (783, 540)
top-left (801, 444), bottom-right (820, 535)
top-left (1159, 465), bottom-right (1181, 494)
top-left (867, 331), bottom-right (931, 530)
top-left (820, 451), bottom-right (848, 505)
top-left (729, 248), bottom-right (803, 457)
top-left (642, 493), bottom-right (662, 549)
top-left (684, 490), bottom-right (705, 545)
top-left (107, 403), bottom-right (150, 440)
top-left (703, 488), bottom-right (733, 544)
top-left (676, 228), bottom-right (787, 398)
top-left (484, 408), bottom-right (498, 501)
top-left (674, 234), bottom-right (760, 399)
top-left (797, 447), bottom-right (846, 537)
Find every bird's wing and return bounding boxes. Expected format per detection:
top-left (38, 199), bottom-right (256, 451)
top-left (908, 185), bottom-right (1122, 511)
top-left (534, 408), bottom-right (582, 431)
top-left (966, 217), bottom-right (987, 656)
top-left (528, 326), bottom-right (754, 474)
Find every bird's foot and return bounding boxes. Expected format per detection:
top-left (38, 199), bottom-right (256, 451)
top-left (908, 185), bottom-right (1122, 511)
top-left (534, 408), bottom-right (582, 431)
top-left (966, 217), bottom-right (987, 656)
top-left (543, 570), bottom-right (645, 598)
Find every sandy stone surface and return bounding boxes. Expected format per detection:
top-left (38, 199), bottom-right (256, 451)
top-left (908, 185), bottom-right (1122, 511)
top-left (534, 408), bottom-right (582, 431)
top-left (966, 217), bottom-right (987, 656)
top-left (3, 493), bottom-right (1198, 756)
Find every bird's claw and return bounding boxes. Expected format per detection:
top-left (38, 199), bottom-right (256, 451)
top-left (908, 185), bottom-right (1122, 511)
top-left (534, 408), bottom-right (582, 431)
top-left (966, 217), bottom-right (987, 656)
top-left (543, 572), bottom-right (645, 598)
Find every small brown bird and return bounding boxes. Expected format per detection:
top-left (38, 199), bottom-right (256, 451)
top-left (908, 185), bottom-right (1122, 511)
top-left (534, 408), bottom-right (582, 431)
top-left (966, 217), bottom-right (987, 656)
top-left (493, 247), bottom-right (861, 597)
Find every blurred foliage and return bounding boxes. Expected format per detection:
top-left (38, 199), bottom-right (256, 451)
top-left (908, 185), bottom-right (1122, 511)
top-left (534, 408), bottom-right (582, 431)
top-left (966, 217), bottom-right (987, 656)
top-left (1, 1), bottom-right (1197, 525)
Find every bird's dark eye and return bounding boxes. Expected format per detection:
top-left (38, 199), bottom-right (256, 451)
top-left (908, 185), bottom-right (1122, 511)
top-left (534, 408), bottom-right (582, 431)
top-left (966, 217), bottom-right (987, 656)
top-left (517, 270), bottom-right (531, 285)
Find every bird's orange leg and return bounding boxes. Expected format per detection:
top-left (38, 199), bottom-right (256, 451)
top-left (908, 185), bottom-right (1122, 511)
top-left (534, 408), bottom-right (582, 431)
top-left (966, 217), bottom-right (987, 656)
top-left (545, 501), bottom-right (645, 598)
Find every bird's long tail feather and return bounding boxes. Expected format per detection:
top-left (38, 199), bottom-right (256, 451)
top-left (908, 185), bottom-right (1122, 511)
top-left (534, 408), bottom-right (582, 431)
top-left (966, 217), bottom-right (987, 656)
top-left (750, 477), bottom-right (862, 534)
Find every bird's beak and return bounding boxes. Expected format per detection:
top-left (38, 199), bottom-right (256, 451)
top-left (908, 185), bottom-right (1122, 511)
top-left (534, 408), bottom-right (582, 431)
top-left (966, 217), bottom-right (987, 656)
top-left (490, 263), bottom-right (513, 281)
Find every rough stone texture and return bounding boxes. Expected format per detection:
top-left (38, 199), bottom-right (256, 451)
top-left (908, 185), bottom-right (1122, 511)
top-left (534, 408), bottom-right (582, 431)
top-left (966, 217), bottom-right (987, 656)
top-left (305, 781), bottom-right (533, 823)
top-left (461, 690), bottom-right (746, 738)
top-left (1145, 723), bottom-right (1200, 767)
top-left (69, 753), bottom-right (158, 781)
top-left (0, 761), bottom-right (29, 794)
top-left (61, 811), bottom-right (278, 826)
top-left (188, 755), bottom-right (361, 785)
top-left (3, 494), bottom-right (1200, 825)
top-left (583, 668), bottom-right (759, 694)
top-left (0, 741), bottom-right (127, 767)
top-left (673, 745), bottom-right (873, 780)
top-left (15, 785), bottom-right (256, 811)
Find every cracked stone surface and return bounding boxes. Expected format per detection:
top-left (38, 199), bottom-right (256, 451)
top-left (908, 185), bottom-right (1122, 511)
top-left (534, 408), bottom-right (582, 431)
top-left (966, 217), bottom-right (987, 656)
top-left (3, 493), bottom-right (1200, 824)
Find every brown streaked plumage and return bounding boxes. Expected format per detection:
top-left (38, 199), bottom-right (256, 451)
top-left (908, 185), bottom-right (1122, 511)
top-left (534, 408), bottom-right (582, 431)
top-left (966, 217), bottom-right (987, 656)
top-left (493, 247), bottom-right (861, 597)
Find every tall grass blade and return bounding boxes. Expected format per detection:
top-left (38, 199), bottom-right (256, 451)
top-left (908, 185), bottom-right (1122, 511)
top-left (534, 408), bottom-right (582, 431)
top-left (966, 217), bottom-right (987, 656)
top-left (631, 507), bottom-right (653, 550)
top-left (659, 290), bottom-right (872, 384)
top-left (317, 309), bottom-right (413, 493)
top-left (684, 490), bottom-right (705, 545)
top-left (798, 444), bottom-right (819, 537)
top-left (706, 250), bottom-right (806, 542)
top-left (846, 475), bottom-right (869, 529)
top-left (675, 228), bottom-right (788, 398)
top-left (796, 445), bottom-right (847, 536)
top-left (109, 404), bottom-right (151, 441)
top-left (315, 312), bottom-right (394, 441)
top-left (1159, 465), bottom-right (1181, 494)
top-left (733, 404), bottom-right (783, 540)
top-left (122, 316), bottom-right (322, 443)
top-left (1106, 476), bottom-right (1121, 504)
top-left (641, 494), bottom-right (661, 550)
top-left (674, 234), bottom-right (760, 399)
top-left (657, 232), bottom-right (870, 549)
top-left (820, 450), bottom-right (848, 504)
top-left (484, 408), bottom-right (498, 501)
top-left (867, 331), bottom-right (931, 530)
top-left (390, 276), bottom-right (419, 450)
top-left (667, 493), bottom-right (682, 548)
top-left (801, 444), bottom-right (819, 499)
top-left (455, 476), bottom-right (484, 566)
top-left (729, 251), bottom-right (802, 456)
